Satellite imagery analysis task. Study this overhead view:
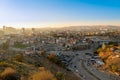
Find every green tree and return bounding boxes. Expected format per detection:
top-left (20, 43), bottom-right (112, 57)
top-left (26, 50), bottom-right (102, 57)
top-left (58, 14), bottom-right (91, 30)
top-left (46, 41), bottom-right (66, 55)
top-left (14, 53), bottom-right (24, 62)
top-left (41, 50), bottom-right (46, 56)
top-left (2, 40), bottom-right (9, 50)
top-left (111, 65), bottom-right (118, 72)
top-left (56, 71), bottom-right (65, 80)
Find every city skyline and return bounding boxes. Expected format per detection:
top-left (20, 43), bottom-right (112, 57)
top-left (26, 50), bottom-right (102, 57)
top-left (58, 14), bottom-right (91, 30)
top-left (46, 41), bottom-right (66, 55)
top-left (0, 0), bottom-right (120, 28)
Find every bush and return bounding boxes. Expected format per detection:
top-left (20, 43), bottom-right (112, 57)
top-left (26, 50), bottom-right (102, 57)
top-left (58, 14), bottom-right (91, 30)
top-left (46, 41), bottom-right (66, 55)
top-left (56, 71), bottom-right (65, 80)
top-left (41, 50), bottom-right (46, 56)
top-left (0, 62), bottom-right (15, 68)
top-left (111, 65), bottom-right (118, 72)
top-left (29, 70), bottom-right (56, 80)
top-left (1, 41), bottom-right (9, 50)
top-left (14, 42), bottom-right (28, 49)
top-left (47, 54), bottom-right (66, 68)
top-left (0, 67), bottom-right (20, 80)
top-left (108, 42), bottom-right (118, 46)
top-left (47, 54), bottom-right (56, 61)
top-left (14, 54), bottom-right (24, 62)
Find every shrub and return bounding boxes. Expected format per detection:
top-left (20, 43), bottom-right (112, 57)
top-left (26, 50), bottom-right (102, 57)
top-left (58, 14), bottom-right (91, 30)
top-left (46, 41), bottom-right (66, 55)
top-left (14, 53), bottom-right (24, 62)
top-left (56, 71), bottom-right (65, 80)
top-left (47, 54), bottom-right (56, 61)
top-left (1, 41), bottom-right (9, 50)
top-left (41, 50), bottom-right (46, 56)
top-left (29, 70), bottom-right (56, 80)
top-left (0, 62), bottom-right (15, 68)
top-left (47, 54), bottom-right (66, 68)
top-left (111, 65), bottom-right (118, 72)
top-left (0, 67), bottom-right (20, 80)
top-left (14, 42), bottom-right (28, 49)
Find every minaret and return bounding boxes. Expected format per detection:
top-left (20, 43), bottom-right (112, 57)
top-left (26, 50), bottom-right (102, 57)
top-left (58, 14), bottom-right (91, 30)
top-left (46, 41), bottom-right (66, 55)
top-left (22, 28), bottom-right (25, 34)
top-left (32, 28), bottom-right (35, 34)
top-left (3, 26), bottom-right (6, 31)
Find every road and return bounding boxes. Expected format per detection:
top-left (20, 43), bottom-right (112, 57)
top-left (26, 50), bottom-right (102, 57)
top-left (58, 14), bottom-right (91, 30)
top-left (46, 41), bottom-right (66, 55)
top-left (68, 49), bottom-right (120, 80)
top-left (7, 39), bottom-right (120, 80)
top-left (70, 50), bottom-right (100, 80)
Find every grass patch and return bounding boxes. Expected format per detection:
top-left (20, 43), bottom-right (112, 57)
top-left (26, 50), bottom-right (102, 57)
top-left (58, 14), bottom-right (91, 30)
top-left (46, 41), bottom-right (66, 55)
top-left (0, 61), bottom-right (16, 68)
top-left (14, 43), bottom-right (28, 49)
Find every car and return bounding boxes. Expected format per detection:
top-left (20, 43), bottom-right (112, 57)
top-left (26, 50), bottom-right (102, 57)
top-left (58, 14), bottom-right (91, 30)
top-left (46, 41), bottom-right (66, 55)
top-left (74, 66), bottom-right (77, 68)
top-left (85, 53), bottom-right (92, 56)
top-left (76, 69), bottom-right (79, 72)
top-left (76, 54), bottom-right (79, 56)
top-left (87, 63), bottom-right (90, 66)
top-left (66, 68), bottom-right (71, 71)
top-left (91, 69), bottom-right (94, 71)
top-left (83, 75), bottom-right (86, 79)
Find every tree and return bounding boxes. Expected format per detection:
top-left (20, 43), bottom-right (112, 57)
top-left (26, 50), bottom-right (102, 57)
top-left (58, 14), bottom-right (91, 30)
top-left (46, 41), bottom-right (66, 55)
top-left (47, 54), bottom-right (56, 61)
top-left (111, 65), bottom-right (118, 72)
top-left (41, 50), bottom-right (46, 56)
top-left (56, 71), bottom-right (65, 80)
top-left (2, 40), bottom-right (9, 50)
top-left (14, 53), bottom-right (24, 62)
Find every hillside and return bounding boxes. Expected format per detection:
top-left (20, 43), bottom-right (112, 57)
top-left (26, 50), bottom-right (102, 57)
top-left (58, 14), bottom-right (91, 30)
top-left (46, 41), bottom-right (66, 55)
top-left (97, 44), bottom-right (120, 75)
top-left (0, 50), bottom-right (80, 80)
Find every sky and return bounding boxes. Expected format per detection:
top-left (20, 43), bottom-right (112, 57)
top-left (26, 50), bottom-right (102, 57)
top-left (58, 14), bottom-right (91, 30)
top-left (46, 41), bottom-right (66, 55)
top-left (0, 0), bottom-right (120, 28)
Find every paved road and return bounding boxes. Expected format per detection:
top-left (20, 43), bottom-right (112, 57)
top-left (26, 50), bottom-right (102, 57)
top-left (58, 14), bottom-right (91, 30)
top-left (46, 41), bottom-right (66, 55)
top-left (9, 47), bottom-right (26, 51)
top-left (81, 60), bottom-right (101, 80)
top-left (8, 41), bottom-right (120, 80)
top-left (68, 49), bottom-right (120, 80)
top-left (70, 50), bottom-right (100, 80)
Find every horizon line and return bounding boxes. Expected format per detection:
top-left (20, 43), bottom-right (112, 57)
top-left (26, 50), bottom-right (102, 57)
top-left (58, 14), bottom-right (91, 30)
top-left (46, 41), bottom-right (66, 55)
top-left (1, 24), bottom-right (120, 29)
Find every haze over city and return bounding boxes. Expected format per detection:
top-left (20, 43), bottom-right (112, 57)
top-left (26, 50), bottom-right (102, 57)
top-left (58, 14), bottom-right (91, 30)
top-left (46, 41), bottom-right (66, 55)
top-left (0, 0), bottom-right (120, 28)
top-left (1, 0), bottom-right (120, 80)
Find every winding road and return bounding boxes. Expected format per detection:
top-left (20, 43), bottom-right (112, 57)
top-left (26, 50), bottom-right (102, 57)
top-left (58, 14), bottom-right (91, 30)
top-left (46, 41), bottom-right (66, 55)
top-left (68, 49), bottom-right (120, 80)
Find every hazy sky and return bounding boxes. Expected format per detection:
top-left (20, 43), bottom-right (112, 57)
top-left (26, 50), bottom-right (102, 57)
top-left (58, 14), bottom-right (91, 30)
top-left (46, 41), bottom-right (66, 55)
top-left (0, 0), bottom-right (120, 28)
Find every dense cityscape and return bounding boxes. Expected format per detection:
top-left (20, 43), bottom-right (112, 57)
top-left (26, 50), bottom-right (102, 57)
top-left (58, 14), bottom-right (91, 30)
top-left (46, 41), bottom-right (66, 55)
top-left (1, 0), bottom-right (120, 80)
top-left (0, 26), bottom-right (120, 80)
